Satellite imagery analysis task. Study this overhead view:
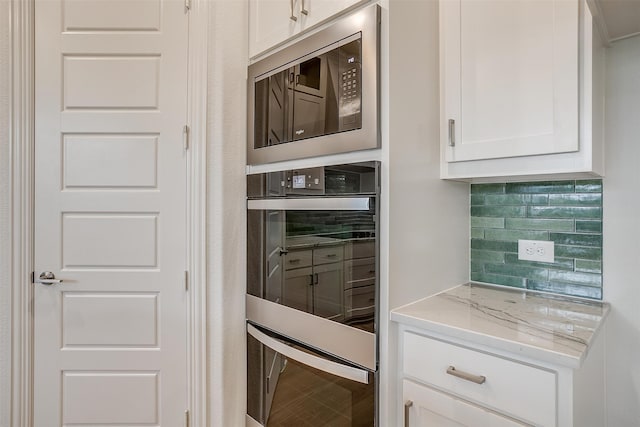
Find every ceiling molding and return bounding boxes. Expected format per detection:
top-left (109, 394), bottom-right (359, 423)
top-left (587, 0), bottom-right (612, 46)
top-left (609, 31), bottom-right (640, 43)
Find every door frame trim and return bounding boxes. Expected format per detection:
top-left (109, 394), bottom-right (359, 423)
top-left (8, 1), bottom-right (209, 425)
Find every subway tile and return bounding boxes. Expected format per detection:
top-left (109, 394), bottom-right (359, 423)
top-left (471, 217), bottom-right (505, 228)
top-left (484, 229), bottom-right (548, 242)
top-left (469, 179), bottom-right (603, 301)
top-left (575, 180), bottom-right (603, 193)
top-left (482, 194), bottom-right (549, 206)
top-left (471, 195), bottom-right (485, 206)
top-left (528, 206), bottom-right (602, 219)
top-left (485, 263), bottom-right (549, 281)
top-left (576, 220), bottom-right (602, 233)
top-left (471, 261), bottom-right (484, 273)
top-left (549, 270), bottom-right (602, 286)
top-left (505, 218), bottom-right (574, 232)
top-left (471, 239), bottom-right (518, 252)
top-left (471, 249), bottom-right (505, 263)
top-left (471, 183), bottom-right (506, 194)
top-left (527, 280), bottom-right (602, 299)
top-left (548, 193), bottom-right (602, 206)
top-left (471, 272), bottom-right (526, 288)
top-left (529, 194), bottom-right (550, 205)
top-left (549, 233), bottom-right (602, 247)
top-left (506, 181), bottom-right (574, 194)
top-left (555, 245), bottom-right (602, 260)
top-left (471, 228), bottom-right (485, 239)
top-left (471, 206), bottom-right (526, 218)
top-left (575, 260), bottom-right (602, 274)
top-left (504, 253), bottom-right (574, 270)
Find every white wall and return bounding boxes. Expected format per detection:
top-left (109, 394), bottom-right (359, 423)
top-left (207, 0), bottom-right (248, 426)
top-left (603, 35), bottom-right (640, 427)
top-left (0, 1), bottom-right (11, 425)
top-left (384, 0), bottom-right (469, 424)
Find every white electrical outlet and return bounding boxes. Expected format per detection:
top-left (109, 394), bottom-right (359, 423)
top-left (518, 239), bottom-right (554, 263)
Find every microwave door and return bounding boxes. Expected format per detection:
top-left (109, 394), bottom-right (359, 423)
top-left (291, 91), bottom-right (326, 141)
top-left (253, 69), bottom-right (292, 149)
top-left (291, 55), bottom-right (327, 141)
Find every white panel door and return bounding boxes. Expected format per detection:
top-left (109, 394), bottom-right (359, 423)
top-left (34, 0), bottom-right (189, 425)
top-left (441, 0), bottom-right (579, 162)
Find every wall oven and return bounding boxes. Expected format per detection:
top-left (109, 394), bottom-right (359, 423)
top-left (246, 161), bottom-right (379, 426)
top-left (247, 5), bottom-right (380, 165)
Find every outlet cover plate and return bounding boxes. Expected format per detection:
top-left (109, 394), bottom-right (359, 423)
top-left (518, 239), bottom-right (554, 263)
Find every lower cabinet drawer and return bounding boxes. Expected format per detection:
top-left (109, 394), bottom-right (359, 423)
top-left (403, 379), bottom-right (528, 427)
top-left (403, 332), bottom-right (556, 426)
top-left (344, 284), bottom-right (375, 320)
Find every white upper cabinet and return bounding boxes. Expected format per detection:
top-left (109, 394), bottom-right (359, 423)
top-left (440, 0), bottom-right (605, 181)
top-left (249, 0), bottom-right (366, 59)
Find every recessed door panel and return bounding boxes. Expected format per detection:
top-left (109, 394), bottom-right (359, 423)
top-left (63, 134), bottom-right (158, 189)
top-left (62, 371), bottom-right (159, 424)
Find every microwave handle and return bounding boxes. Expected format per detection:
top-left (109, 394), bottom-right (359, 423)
top-left (247, 196), bottom-right (370, 211)
top-left (247, 324), bottom-right (370, 384)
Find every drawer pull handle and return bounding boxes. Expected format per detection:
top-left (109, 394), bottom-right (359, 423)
top-left (404, 400), bottom-right (413, 427)
top-left (446, 365), bottom-right (486, 384)
top-left (289, 259), bottom-right (300, 264)
top-left (326, 253), bottom-right (337, 258)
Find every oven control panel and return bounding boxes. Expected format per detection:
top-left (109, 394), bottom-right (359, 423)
top-left (286, 167), bottom-right (325, 194)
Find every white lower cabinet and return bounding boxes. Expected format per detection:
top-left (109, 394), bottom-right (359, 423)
top-left (403, 379), bottom-right (526, 427)
top-left (399, 328), bottom-right (606, 427)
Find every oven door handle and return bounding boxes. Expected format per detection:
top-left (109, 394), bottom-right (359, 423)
top-left (247, 197), bottom-right (370, 211)
top-left (247, 324), bottom-right (370, 384)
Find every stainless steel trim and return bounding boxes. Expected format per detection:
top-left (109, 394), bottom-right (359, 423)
top-left (289, 0), bottom-right (297, 21)
top-left (404, 400), bottom-right (413, 427)
top-left (247, 5), bottom-right (380, 165)
top-left (247, 197), bottom-right (370, 211)
top-left (248, 324), bottom-right (369, 384)
top-left (448, 119), bottom-right (455, 147)
top-left (246, 294), bottom-right (376, 370)
top-left (446, 365), bottom-right (486, 384)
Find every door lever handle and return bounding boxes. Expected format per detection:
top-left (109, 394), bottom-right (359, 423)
top-left (35, 271), bottom-right (63, 285)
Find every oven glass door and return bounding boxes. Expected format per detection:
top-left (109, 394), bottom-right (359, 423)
top-left (247, 324), bottom-right (375, 427)
top-left (247, 197), bottom-right (377, 334)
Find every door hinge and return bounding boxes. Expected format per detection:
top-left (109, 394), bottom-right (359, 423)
top-left (185, 409), bottom-right (190, 427)
top-left (183, 125), bottom-right (190, 150)
top-left (185, 0), bottom-right (191, 11)
top-left (184, 270), bottom-right (189, 291)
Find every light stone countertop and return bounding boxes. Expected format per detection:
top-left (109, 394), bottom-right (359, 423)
top-left (390, 283), bottom-right (610, 368)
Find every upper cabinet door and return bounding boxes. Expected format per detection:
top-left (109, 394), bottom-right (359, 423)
top-left (249, 0), bottom-right (365, 59)
top-left (441, 0), bottom-right (580, 163)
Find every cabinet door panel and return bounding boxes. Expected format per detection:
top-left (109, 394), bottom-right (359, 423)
top-left (283, 267), bottom-right (314, 313)
top-left (442, 0), bottom-right (579, 162)
top-left (403, 380), bottom-right (527, 427)
top-left (313, 262), bottom-right (343, 321)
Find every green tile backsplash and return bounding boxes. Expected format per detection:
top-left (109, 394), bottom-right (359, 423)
top-left (470, 180), bottom-right (603, 299)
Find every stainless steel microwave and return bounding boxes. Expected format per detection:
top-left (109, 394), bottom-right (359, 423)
top-left (247, 5), bottom-right (380, 165)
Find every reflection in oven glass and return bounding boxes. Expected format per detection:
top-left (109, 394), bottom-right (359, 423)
top-left (267, 358), bottom-right (374, 427)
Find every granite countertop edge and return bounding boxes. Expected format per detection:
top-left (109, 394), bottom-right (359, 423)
top-left (390, 283), bottom-right (610, 369)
